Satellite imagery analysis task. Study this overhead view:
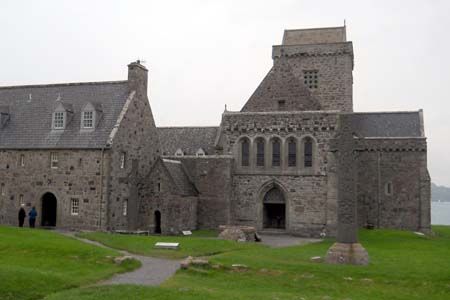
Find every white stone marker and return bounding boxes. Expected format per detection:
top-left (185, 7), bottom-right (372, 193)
top-left (155, 242), bottom-right (180, 249)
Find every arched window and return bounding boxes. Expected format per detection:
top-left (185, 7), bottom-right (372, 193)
top-left (288, 138), bottom-right (297, 167)
top-left (256, 138), bottom-right (265, 167)
top-left (241, 138), bottom-right (250, 167)
top-left (272, 138), bottom-right (281, 167)
top-left (304, 137), bottom-right (313, 167)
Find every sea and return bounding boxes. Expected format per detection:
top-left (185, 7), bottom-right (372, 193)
top-left (431, 201), bottom-right (450, 225)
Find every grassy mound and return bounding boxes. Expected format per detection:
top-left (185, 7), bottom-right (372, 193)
top-left (77, 231), bottom-right (262, 259)
top-left (50, 227), bottom-right (450, 300)
top-left (0, 226), bottom-right (139, 300)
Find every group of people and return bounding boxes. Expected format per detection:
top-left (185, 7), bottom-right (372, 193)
top-left (18, 204), bottom-right (38, 228)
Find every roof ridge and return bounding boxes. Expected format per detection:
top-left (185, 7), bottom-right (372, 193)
top-left (0, 80), bottom-right (128, 90)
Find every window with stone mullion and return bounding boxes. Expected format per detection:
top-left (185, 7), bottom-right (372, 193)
top-left (256, 139), bottom-right (265, 167)
top-left (304, 139), bottom-right (313, 167)
top-left (241, 139), bottom-right (250, 167)
top-left (272, 139), bottom-right (281, 167)
top-left (288, 140), bottom-right (297, 167)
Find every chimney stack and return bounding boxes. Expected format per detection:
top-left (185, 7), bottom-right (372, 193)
top-left (127, 60), bottom-right (148, 97)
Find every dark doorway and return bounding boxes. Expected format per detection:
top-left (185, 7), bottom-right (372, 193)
top-left (41, 192), bottom-right (57, 227)
top-left (154, 210), bottom-right (161, 234)
top-left (263, 187), bottom-right (286, 229)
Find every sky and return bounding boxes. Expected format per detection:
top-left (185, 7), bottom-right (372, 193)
top-left (1, 0), bottom-right (449, 186)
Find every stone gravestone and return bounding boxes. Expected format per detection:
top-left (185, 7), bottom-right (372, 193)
top-left (325, 114), bottom-right (369, 265)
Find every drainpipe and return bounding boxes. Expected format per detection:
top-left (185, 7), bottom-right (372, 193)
top-left (99, 147), bottom-right (104, 231)
top-left (377, 151), bottom-right (381, 228)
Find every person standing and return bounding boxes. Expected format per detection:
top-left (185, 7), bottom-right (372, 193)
top-left (18, 204), bottom-right (26, 227)
top-left (28, 206), bottom-right (37, 228)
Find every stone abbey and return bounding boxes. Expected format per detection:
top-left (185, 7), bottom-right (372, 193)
top-left (0, 26), bottom-right (431, 236)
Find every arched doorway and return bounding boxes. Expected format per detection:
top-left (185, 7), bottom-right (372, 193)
top-left (41, 192), bottom-right (57, 227)
top-left (263, 187), bottom-right (286, 229)
top-left (154, 210), bottom-right (161, 234)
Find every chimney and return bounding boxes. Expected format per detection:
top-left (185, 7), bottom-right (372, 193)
top-left (127, 60), bottom-right (148, 97)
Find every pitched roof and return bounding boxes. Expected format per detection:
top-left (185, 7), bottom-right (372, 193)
top-left (158, 126), bottom-right (219, 156)
top-left (241, 58), bottom-right (321, 112)
top-left (0, 81), bottom-right (129, 149)
top-left (352, 111), bottom-right (423, 138)
top-left (162, 159), bottom-right (197, 196)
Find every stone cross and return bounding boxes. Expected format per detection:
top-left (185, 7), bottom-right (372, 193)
top-left (326, 114), bottom-right (369, 265)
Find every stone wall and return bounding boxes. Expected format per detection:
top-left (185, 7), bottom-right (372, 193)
top-left (168, 156), bottom-right (234, 230)
top-left (106, 63), bottom-right (161, 231)
top-left (355, 138), bottom-right (431, 232)
top-left (0, 149), bottom-right (105, 230)
top-left (138, 159), bottom-right (197, 234)
top-left (282, 27), bottom-right (346, 45)
top-left (218, 111), bottom-right (339, 237)
top-left (272, 43), bottom-right (354, 112)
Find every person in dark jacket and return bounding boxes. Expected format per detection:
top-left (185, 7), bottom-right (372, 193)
top-left (18, 204), bottom-right (26, 227)
top-left (28, 207), bottom-right (37, 228)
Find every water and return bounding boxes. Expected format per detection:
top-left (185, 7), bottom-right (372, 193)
top-left (431, 202), bottom-right (450, 225)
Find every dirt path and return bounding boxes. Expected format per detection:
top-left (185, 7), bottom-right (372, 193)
top-left (57, 231), bottom-right (180, 286)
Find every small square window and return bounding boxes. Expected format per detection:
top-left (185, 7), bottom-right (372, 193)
top-left (82, 111), bottom-right (94, 128)
top-left (303, 70), bottom-right (319, 90)
top-left (277, 100), bottom-right (286, 111)
top-left (50, 153), bottom-right (58, 169)
top-left (53, 112), bottom-right (65, 129)
top-left (71, 198), bottom-right (79, 215)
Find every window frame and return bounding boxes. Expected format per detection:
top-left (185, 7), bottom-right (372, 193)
top-left (304, 138), bottom-right (313, 168)
top-left (288, 138), bottom-right (297, 167)
top-left (303, 70), bottom-right (319, 90)
top-left (20, 154), bottom-right (25, 167)
top-left (82, 111), bottom-right (94, 129)
top-left (240, 138), bottom-right (250, 167)
top-left (71, 198), bottom-right (79, 216)
top-left (120, 152), bottom-right (126, 169)
top-left (50, 152), bottom-right (59, 169)
top-left (271, 138), bottom-right (281, 167)
top-left (256, 138), bottom-right (265, 167)
top-left (53, 111), bottom-right (65, 129)
top-left (122, 199), bottom-right (128, 216)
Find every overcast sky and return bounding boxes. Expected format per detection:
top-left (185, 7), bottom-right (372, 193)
top-left (1, 0), bottom-right (449, 186)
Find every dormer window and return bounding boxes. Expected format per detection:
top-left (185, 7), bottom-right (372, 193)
top-left (53, 112), bottom-right (65, 129)
top-left (52, 102), bottom-right (73, 130)
top-left (175, 149), bottom-right (184, 156)
top-left (196, 148), bottom-right (206, 157)
top-left (80, 102), bottom-right (102, 130)
top-left (82, 111), bottom-right (94, 128)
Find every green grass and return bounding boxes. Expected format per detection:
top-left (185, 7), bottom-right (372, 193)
top-left (50, 226), bottom-right (450, 300)
top-left (0, 226), bottom-right (140, 300)
top-left (77, 231), bottom-right (260, 259)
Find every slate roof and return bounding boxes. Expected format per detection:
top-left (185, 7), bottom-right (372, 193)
top-left (0, 81), bottom-right (129, 149)
top-left (352, 111), bottom-right (423, 138)
top-left (162, 159), bottom-right (197, 196)
top-left (241, 58), bottom-right (321, 112)
top-left (158, 126), bottom-right (219, 156)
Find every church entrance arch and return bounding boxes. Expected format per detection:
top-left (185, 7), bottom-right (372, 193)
top-left (41, 192), bottom-right (57, 227)
top-left (263, 187), bottom-right (286, 229)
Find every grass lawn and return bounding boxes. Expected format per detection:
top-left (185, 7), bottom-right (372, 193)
top-left (76, 230), bottom-right (259, 259)
top-left (48, 226), bottom-right (450, 300)
top-left (0, 226), bottom-right (140, 300)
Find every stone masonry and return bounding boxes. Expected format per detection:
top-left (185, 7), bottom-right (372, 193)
top-left (0, 26), bottom-right (431, 237)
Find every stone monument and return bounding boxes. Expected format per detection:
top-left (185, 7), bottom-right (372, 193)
top-left (325, 114), bottom-right (369, 265)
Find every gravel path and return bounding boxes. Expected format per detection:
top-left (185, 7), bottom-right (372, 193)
top-left (57, 231), bottom-right (180, 286)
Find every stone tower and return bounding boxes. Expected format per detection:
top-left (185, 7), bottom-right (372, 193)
top-left (242, 26), bottom-right (353, 112)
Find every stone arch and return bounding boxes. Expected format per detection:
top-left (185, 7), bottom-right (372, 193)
top-left (237, 136), bottom-right (251, 167)
top-left (40, 192), bottom-right (57, 227)
top-left (258, 180), bottom-right (289, 230)
top-left (299, 134), bottom-right (318, 169)
top-left (269, 135), bottom-right (282, 167)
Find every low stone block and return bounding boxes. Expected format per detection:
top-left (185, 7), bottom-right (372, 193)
top-left (155, 242), bottom-right (180, 250)
top-left (325, 242), bottom-right (369, 266)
